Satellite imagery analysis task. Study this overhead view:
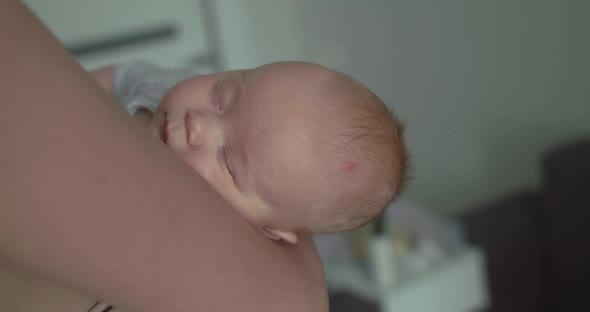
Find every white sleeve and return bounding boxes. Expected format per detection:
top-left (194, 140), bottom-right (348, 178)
top-left (113, 61), bottom-right (195, 115)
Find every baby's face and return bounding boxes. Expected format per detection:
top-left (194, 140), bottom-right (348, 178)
top-left (148, 63), bottom-right (328, 231)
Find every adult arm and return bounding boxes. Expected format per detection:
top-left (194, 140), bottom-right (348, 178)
top-left (90, 65), bottom-right (114, 94)
top-left (0, 1), bottom-right (327, 312)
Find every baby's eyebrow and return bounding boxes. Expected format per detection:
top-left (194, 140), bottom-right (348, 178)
top-left (237, 69), bottom-right (250, 82)
top-left (223, 71), bottom-right (247, 107)
top-left (235, 70), bottom-right (250, 92)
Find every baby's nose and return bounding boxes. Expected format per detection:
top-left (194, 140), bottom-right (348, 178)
top-left (187, 111), bottom-right (208, 146)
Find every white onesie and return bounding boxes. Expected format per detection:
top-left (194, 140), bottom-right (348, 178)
top-left (113, 60), bottom-right (195, 115)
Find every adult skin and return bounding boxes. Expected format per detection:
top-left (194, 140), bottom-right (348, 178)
top-left (0, 1), bottom-right (328, 311)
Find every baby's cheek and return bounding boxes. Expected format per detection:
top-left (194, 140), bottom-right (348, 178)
top-left (158, 97), bottom-right (175, 112)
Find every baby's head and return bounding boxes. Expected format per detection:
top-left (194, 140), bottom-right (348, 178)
top-left (149, 62), bottom-right (407, 243)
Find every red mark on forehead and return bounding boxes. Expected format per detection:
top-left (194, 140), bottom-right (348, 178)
top-left (340, 160), bottom-right (358, 173)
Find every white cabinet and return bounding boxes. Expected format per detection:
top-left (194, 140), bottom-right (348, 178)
top-left (325, 247), bottom-right (489, 312)
top-left (24, 0), bottom-right (213, 70)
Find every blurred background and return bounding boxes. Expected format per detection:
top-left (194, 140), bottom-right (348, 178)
top-left (25, 0), bottom-right (590, 311)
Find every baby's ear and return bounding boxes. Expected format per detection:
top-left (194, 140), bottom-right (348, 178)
top-left (258, 227), bottom-right (298, 244)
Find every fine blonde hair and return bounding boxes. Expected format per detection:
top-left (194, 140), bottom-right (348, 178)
top-left (273, 65), bottom-right (409, 234)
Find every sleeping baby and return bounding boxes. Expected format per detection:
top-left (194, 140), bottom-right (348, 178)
top-left (92, 60), bottom-right (408, 244)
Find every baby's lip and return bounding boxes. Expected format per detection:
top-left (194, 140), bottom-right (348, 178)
top-left (157, 113), bottom-right (168, 144)
top-left (158, 111), bottom-right (188, 148)
top-left (161, 119), bottom-right (169, 144)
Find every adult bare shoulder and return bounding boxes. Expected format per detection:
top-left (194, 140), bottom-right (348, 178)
top-left (0, 1), bottom-right (327, 311)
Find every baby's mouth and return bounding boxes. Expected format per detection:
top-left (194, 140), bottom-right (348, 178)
top-left (161, 118), bottom-right (169, 144)
top-left (152, 112), bottom-right (169, 145)
top-left (158, 111), bottom-right (189, 148)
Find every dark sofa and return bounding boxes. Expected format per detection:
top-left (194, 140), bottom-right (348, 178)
top-left (460, 139), bottom-right (590, 312)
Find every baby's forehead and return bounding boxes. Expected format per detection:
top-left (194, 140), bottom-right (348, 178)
top-left (249, 128), bottom-right (342, 205)
top-left (243, 78), bottom-right (330, 131)
top-left (243, 63), bottom-right (367, 193)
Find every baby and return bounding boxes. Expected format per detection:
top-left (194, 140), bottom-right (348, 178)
top-left (92, 61), bottom-right (408, 244)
